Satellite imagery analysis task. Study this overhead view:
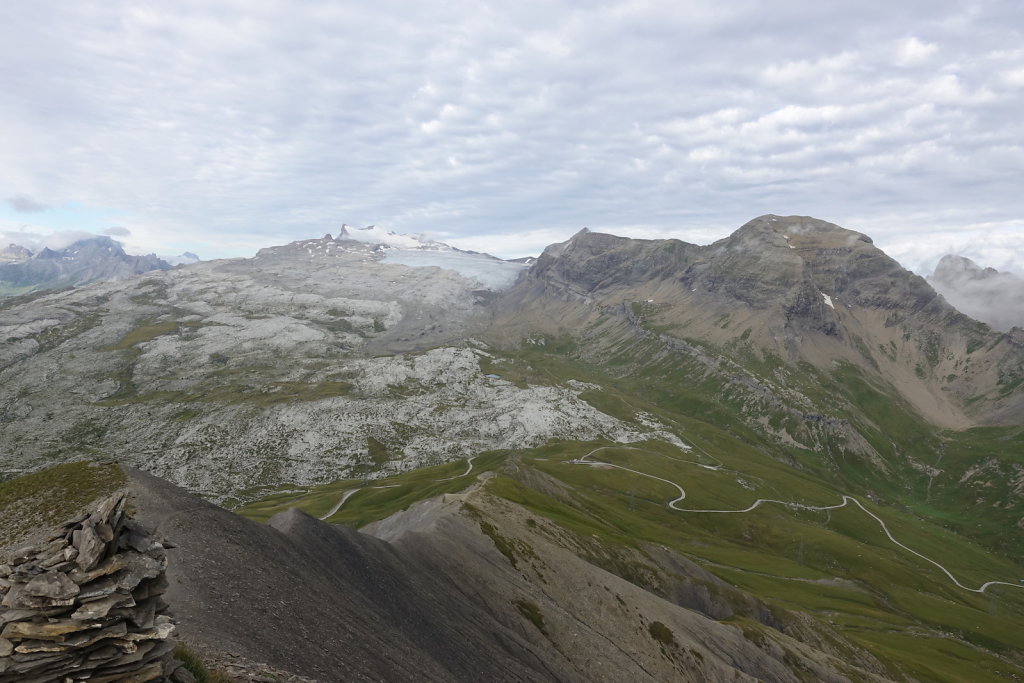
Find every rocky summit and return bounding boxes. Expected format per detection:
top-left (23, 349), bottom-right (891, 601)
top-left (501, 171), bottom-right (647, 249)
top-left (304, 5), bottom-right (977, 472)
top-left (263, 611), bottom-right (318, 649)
top-left (1, 216), bottom-right (1023, 681)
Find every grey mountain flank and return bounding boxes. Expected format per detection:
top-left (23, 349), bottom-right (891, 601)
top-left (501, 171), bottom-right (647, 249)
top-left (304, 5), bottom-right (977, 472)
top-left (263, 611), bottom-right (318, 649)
top-left (497, 215), bottom-right (1024, 429)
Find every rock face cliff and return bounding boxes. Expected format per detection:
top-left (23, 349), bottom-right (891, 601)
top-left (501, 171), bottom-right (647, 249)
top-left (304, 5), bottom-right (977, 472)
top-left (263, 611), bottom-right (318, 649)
top-left (0, 491), bottom-right (179, 681)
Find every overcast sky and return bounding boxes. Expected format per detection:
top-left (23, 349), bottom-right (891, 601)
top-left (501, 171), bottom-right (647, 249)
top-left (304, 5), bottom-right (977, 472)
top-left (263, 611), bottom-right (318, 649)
top-left (1, 1), bottom-right (1022, 274)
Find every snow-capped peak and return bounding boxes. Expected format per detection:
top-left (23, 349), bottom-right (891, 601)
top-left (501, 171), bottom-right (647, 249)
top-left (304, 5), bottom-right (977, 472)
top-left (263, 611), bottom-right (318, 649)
top-left (337, 224), bottom-right (448, 251)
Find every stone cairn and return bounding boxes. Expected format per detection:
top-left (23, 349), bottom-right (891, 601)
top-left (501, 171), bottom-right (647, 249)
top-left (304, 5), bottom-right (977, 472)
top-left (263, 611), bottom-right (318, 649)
top-left (0, 493), bottom-right (183, 682)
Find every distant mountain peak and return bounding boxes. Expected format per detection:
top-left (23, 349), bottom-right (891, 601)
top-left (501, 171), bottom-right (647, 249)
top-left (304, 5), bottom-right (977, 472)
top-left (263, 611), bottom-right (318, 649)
top-left (932, 254), bottom-right (999, 281)
top-left (929, 255), bottom-right (1024, 332)
top-left (732, 214), bottom-right (874, 244)
top-left (165, 251), bottom-right (201, 266)
top-left (0, 235), bottom-right (170, 296)
top-left (0, 243), bottom-right (33, 263)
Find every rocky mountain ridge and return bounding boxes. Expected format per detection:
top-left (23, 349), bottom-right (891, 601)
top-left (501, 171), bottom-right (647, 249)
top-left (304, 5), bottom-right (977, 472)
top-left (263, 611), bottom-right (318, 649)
top-left (0, 236), bottom-right (171, 298)
top-left (2, 463), bottom-right (892, 682)
top-left (0, 232), bottom-right (674, 502)
top-left (495, 215), bottom-right (1024, 430)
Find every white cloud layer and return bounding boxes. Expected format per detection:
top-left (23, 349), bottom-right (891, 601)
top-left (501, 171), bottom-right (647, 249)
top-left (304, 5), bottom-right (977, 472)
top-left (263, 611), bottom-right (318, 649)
top-left (0, 1), bottom-right (1022, 271)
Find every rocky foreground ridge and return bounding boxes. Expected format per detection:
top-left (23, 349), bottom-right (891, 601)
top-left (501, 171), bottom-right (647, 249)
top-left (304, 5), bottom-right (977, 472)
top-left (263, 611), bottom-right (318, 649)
top-left (0, 491), bottom-right (180, 682)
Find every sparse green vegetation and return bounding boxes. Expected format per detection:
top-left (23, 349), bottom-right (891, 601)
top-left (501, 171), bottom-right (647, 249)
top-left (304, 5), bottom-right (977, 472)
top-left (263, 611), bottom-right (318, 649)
top-left (478, 519), bottom-right (520, 567)
top-left (0, 461), bottom-right (125, 548)
top-left (173, 644), bottom-right (232, 683)
top-left (224, 314), bottom-right (1024, 680)
top-left (648, 621), bottom-right (675, 646)
top-left (103, 319), bottom-right (195, 350)
top-left (513, 598), bottom-right (547, 635)
top-left (30, 314), bottom-right (102, 352)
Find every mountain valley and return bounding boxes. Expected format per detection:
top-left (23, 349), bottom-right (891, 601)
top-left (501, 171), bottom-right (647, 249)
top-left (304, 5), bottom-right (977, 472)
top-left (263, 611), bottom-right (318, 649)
top-left (2, 216), bottom-right (1023, 681)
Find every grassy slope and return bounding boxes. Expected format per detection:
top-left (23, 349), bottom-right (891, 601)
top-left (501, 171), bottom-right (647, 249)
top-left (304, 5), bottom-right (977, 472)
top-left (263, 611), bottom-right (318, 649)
top-left (237, 342), bottom-right (1024, 681)
top-left (0, 461), bottom-right (126, 549)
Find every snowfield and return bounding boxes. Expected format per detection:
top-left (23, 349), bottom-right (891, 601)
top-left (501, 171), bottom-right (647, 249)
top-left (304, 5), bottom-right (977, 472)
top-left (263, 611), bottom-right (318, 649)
top-left (381, 250), bottom-right (528, 290)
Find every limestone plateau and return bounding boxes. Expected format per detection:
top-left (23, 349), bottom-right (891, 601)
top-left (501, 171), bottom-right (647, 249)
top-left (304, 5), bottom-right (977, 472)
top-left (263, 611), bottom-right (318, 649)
top-left (1, 215), bottom-right (1023, 681)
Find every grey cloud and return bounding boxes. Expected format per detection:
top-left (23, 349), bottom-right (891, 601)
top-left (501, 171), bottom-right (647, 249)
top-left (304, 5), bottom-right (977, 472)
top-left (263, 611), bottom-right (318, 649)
top-left (7, 194), bottom-right (50, 213)
top-left (104, 226), bottom-right (131, 237)
top-left (928, 255), bottom-right (1024, 331)
top-left (0, 229), bottom-right (95, 252)
top-left (0, 1), bottom-right (1022, 268)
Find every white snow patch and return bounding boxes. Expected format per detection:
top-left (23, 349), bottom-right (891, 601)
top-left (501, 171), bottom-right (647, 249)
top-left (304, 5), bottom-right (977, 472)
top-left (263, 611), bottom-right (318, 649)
top-left (821, 293), bottom-right (835, 309)
top-left (338, 225), bottom-right (437, 249)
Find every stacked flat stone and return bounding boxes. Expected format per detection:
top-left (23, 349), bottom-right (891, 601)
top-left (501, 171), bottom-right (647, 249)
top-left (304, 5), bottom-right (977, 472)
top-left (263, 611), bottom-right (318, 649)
top-left (0, 493), bottom-right (180, 682)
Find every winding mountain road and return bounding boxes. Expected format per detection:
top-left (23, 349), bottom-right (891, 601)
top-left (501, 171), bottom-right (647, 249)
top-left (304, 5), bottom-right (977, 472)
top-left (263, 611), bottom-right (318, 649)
top-left (435, 457), bottom-right (476, 481)
top-left (319, 457), bottom-right (479, 521)
top-left (571, 445), bottom-right (1024, 595)
top-left (319, 484), bottom-right (399, 521)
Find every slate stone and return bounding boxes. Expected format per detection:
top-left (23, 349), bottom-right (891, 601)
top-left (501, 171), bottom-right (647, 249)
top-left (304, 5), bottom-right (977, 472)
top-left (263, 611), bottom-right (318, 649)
top-left (77, 577), bottom-right (120, 602)
top-left (95, 522), bottom-right (115, 543)
top-left (113, 552), bottom-right (163, 592)
top-left (91, 494), bottom-right (123, 527)
top-left (23, 571), bottom-right (79, 600)
top-left (88, 659), bottom-right (163, 683)
top-left (121, 526), bottom-right (162, 554)
top-left (61, 621), bottom-right (128, 649)
top-left (13, 639), bottom-right (70, 654)
top-left (0, 638), bottom-right (12, 657)
top-left (68, 553), bottom-right (128, 585)
top-left (170, 663), bottom-right (198, 683)
top-left (129, 596), bottom-right (157, 630)
top-left (71, 591), bottom-right (135, 620)
top-left (1, 618), bottom-right (100, 641)
top-left (73, 523), bottom-right (106, 571)
top-left (1, 582), bottom-right (75, 610)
